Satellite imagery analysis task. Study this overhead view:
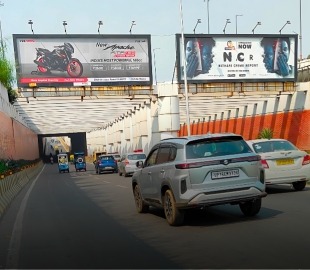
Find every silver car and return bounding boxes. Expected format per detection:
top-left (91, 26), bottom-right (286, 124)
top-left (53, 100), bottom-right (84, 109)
top-left (132, 133), bottom-right (267, 226)
top-left (118, 152), bottom-right (147, 177)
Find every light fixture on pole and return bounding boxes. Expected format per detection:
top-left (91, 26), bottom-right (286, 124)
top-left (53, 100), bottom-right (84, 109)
top-left (63, 21), bottom-right (68, 34)
top-left (179, 0), bottom-right (191, 136)
top-left (0, 1), bottom-right (4, 57)
top-left (299, 0), bottom-right (302, 60)
top-left (252, 21), bottom-right (261, 34)
top-left (235, 14), bottom-right (243, 34)
top-left (129, 20), bottom-right (136, 34)
top-left (223, 19), bottom-right (231, 34)
top-left (193, 19), bottom-right (201, 34)
top-left (98, 20), bottom-right (103, 34)
top-left (279, 20), bottom-right (291, 34)
top-left (28, 20), bottom-right (34, 34)
top-left (153, 48), bottom-right (160, 85)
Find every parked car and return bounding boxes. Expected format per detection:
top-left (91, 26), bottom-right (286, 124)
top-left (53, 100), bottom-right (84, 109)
top-left (95, 155), bottom-right (118, 174)
top-left (118, 152), bottom-right (147, 177)
top-left (110, 153), bottom-right (121, 163)
top-left (246, 139), bottom-right (310, 191)
top-left (132, 133), bottom-right (267, 226)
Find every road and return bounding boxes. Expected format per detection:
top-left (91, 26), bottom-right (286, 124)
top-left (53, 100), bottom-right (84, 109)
top-left (0, 163), bottom-right (309, 269)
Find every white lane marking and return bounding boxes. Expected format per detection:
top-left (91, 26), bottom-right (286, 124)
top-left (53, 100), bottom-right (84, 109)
top-left (116, 185), bottom-right (128, 189)
top-left (6, 164), bottom-right (45, 269)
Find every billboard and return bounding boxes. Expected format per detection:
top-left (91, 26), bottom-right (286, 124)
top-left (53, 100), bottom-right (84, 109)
top-left (176, 34), bottom-right (298, 83)
top-left (13, 34), bottom-right (152, 87)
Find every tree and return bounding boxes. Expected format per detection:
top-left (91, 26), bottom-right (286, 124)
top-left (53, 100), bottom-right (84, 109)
top-left (0, 42), bottom-right (17, 104)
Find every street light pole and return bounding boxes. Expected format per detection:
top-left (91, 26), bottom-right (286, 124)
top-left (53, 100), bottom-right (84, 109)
top-left (204, 0), bottom-right (210, 34)
top-left (235, 14), bottom-right (243, 34)
top-left (299, 0), bottom-right (302, 60)
top-left (153, 48), bottom-right (160, 85)
top-left (0, 1), bottom-right (4, 58)
top-left (179, 0), bottom-right (191, 136)
top-left (129, 21), bottom-right (136, 34)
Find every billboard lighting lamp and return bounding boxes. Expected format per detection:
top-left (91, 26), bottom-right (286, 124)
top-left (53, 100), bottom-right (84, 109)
top-left (193, 19), bottom-right (201, 34)
top-left (279, 20), bottom-right (291, 34)
top-left (129, 21), bottom-right (136, 34)
top-left (28, 20), bottom-right (34, 34)
top-left (223, 19), bottom-right (231, 34)
top-left (252, 21), bottom-right (261, 34)
top-left (98, 20), bottom-right (103, 34)
top-left (63, 21), bottom-right (68, 34)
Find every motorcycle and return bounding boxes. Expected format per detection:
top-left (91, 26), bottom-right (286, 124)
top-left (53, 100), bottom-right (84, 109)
top-left (33, 42), bottom-right (83, 77)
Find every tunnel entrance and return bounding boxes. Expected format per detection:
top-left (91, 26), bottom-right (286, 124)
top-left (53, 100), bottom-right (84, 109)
top-left (38, 132), bottom-right (87, 163)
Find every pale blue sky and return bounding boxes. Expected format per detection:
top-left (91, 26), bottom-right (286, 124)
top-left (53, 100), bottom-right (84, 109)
top-left (1, 0), bottom-right (308, 84)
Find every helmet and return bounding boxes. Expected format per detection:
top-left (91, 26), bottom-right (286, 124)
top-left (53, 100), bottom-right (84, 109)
top-left (64, 43), bottom-right (74, 54)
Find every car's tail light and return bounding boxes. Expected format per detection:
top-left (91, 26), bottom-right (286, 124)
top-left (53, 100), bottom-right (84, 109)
top-left (261, 159), bottom-right (269, 169)
top-left (125, 159), bottom-right (129, 165)
top-left (302, 155), bottom-right (310, 165)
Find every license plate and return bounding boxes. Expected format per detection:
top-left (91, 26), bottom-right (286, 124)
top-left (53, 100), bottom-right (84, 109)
top-left (212, 169), bottom-right (239, 179)
top-left (276, 159), bottom-right (294, 166)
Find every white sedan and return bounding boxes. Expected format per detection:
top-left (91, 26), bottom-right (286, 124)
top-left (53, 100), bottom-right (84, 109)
top-left (246, 139), bottom-right (310, 191)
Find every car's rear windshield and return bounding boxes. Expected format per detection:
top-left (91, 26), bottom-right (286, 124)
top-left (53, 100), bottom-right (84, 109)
top-left (128, 154), bottom-right (146, 160)
top-left (252, 140), bottom-right (297, 153)
top-left (186, 136), bottom-right (252, 158)
top-left (100, 156), bottom-right (114, 160)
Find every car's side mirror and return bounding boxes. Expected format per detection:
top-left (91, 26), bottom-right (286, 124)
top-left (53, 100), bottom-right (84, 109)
top-left (136, 160), bottom-right (143, 168)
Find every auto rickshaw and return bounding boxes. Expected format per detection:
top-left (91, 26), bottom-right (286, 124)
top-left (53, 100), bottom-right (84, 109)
top-left (57, 153), bottom-right (69, 173)
top-left (74, 152), bottom-right (86, 172)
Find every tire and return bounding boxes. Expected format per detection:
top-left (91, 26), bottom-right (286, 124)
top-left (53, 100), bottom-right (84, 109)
top-left (133, 184), bottom-right (149, 213)
top-left (292, 181), bottom-right (306, 191)
top-left (239, 198), bottom-right (262, 217)
top-left (67, 58), bottom-right (83, 77)
top-left (163, 190), bottom-right (184, 226)
top-left (119, 170), bottom-right (122, 176)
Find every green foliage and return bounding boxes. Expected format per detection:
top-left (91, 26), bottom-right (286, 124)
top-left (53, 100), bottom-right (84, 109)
top-left (0, 43), bottom-right (17, 104)
top-left (258, 128), bottom-right (273, 139)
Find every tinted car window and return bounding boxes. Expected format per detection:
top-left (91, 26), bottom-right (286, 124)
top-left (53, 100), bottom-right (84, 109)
top-left (186, 136), bottom-right (251, 158)
top-left (156, 147), bottom-right (171, 164)
top-left (145, 149), bottom-right (158, 167)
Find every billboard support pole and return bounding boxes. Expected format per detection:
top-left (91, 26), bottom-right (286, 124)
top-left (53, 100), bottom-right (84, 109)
top-left (179, 0), bottom-right (191, 136)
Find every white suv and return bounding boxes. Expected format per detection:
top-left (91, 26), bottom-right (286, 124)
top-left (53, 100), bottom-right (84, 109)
top-left (132, 133), bottom-right (267, 226)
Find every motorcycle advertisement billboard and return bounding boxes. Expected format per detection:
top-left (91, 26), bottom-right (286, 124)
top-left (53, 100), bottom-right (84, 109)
top-left (176, 34), bottom-right (298, 83)
top-left (13, 34), bottom-right (152, 87)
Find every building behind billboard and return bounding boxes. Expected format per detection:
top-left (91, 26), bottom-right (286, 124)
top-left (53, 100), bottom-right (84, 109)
top-left (13, 34), bottom-right (153, 88)
top-left (176, 34), bottom-right (298, 83)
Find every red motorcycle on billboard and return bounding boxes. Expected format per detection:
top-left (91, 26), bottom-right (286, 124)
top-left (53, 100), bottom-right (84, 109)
top-left (33, 42), bottom-right (83, 77)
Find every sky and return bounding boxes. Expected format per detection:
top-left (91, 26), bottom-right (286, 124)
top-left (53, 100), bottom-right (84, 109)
top-left (0, 0), bottom-right (309, 84)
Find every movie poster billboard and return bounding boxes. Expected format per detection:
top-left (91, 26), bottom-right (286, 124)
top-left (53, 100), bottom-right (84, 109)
top-left (176, 34), bottom-right (298, 83)
top-left (13, 34), bottom-right (152, 87)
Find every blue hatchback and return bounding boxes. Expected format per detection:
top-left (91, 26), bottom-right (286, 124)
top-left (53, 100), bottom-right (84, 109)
top-left (95, 155), bottom-right (118, 174)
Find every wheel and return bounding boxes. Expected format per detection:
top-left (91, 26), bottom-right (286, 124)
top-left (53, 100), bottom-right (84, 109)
top-left (292, 181), bottom-right (306, 191)
top-left (239, 198), bottom-right (262, 217)
top-left (119, 170), bottom-right (122, 176)
top-left (133, 184), bottom-right (149, 213)
top-left (67, 58), bottom-right (83, 77)
top-left (163, 189), bottom-right (184, 226)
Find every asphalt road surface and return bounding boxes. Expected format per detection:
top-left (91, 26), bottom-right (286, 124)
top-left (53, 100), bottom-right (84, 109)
top-left (0, 163), bottom-right (309, 269)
